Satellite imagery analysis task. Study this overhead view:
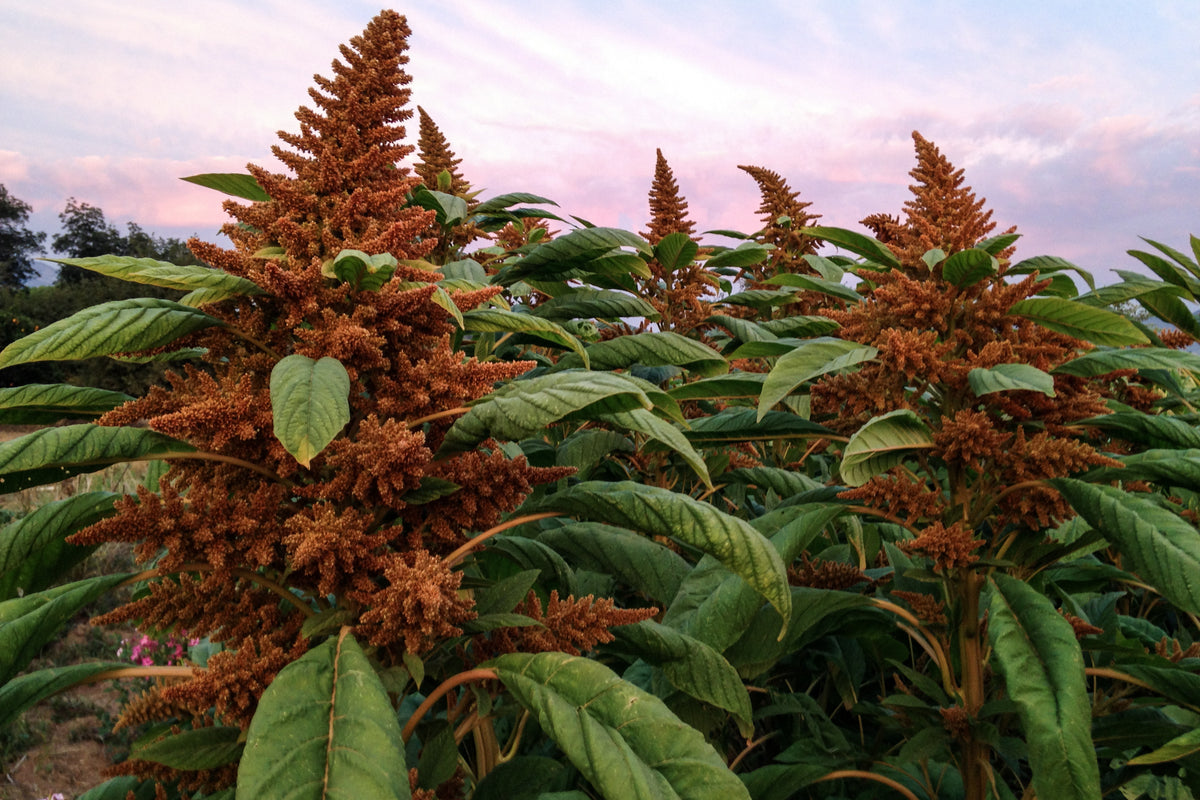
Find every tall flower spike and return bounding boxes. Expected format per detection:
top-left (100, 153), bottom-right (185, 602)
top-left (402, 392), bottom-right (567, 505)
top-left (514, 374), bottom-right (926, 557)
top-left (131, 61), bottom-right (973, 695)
top-left (415, 106), bottom-right (470, 194)
top-left (643, 148), bottom-right (696, 244)
top-left (199, 9), bottom-right (434, 270)
top-left (738, 164), bottom-right (820, 279)
top-left (875, 131), bottom-right (1000, 268)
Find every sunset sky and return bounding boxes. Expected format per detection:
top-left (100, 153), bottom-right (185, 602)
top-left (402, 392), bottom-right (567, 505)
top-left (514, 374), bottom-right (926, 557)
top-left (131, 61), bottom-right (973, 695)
top-left (2, 1), bottom-right (1197, 284)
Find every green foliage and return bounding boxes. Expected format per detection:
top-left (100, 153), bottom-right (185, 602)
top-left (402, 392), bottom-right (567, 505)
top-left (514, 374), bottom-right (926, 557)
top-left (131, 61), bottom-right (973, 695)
top-left (6, 10), bottom-right (1200, 800)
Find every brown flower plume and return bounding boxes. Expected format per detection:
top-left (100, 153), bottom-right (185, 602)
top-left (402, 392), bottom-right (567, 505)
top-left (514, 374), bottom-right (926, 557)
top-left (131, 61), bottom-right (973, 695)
top-left (739, 164), bottom-right (821, 281)
top-left (814, 132), bottom-right (1119, 544)
top-left (638, 149), bottom-right (715, 334)
top-left (73, 12), bottom-right (577, 789)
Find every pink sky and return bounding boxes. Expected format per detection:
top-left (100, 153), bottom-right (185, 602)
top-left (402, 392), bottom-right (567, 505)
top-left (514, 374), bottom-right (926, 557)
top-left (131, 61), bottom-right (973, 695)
top-left (2, 1), bottom-right (1198, 283)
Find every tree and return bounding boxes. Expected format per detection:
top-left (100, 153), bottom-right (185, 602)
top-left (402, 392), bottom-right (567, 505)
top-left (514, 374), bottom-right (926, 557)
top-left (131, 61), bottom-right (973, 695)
top-left (0, 184), bottom-right (47, 289)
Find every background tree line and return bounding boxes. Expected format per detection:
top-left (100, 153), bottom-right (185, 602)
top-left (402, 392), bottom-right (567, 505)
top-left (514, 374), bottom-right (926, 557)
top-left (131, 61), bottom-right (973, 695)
top-left (1, 184), bottom-right (197, 392)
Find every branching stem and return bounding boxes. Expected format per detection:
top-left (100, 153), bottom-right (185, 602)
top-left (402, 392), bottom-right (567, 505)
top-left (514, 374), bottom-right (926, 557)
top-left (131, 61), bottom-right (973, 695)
top-left (402, 668), bottom-right (498, 743)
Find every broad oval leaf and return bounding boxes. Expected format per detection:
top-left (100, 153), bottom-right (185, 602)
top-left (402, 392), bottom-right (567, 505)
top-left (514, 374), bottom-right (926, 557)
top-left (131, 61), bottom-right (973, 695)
top-left (0, 574), bottom-right (130, 684)
top-left (472, 191), bottom-right (558, 215)
top-left (0, 383), bottom-right (132, 425)
top-left (683, 408), bottom-right (834, 444)
top-left (555, 332), bottom-right (727, 377)
top-left (1009, 255), bottom-right (1096, 291)
top-left (1128, 727), bottom-right (1200, 766)
top-left (1087, 449), bottom-right (1200, 493)
top-left (0, 661), bottom-right (126, 729)
top-left (614, 619), bottom-right (753, 736)
top-left (269, 355), bottom-right (351, 468)
top-left (461, 309), bottom-right (588, 365)
top-left (704, 241), bottom-right (772, 269)
top-left (1051, 479), bottom-right (1200, 614)
top-left (538, 523), bottom-right (690, 605)
top-left (237, 629), bottom-right (409, 800)
top-left (44, 255), bottom-right (263, 298)
top-left (840, 409), bottom-right (934, 487)
top-left (704, 315), bottom-right (776, 345)
top-left (595, 408), bottom-right (711, 487)
top-left (500, 227), bottom-right (651, 285)
top-left (529, 481), bottom-right (790, 635)
top-left (0, 425), bottom-right (195, 492)
top-left (182, 172), bottom-right (271, 202)
top-left (941, 248), bottom-right (998, 287)
top-left (758, 338), bottom-right (878, 417)
top-left (654, 232), bottom-right (700, 274)
top-left (667, 372), bottom-right (767, 402)
top-left (0, 298), bottom-right (225, 368)
top-left (492, 652), bottom-right (751, 800)
top-left (967, 363), bottom-right (1056, 398)
top-left (437, 371), bottom-right (652, 456)
top-left (0, 491), bottom-right (119, 599)
top-left (530, 289), bottom-right (658, 321)
top-left (325, 249), bottom-right (397, 292)
top-left (763, 273), bottom-right (862, 303)
top-left (1054, 346), bottom-right (1200, 378)
top-left (988, 574), bottom-right (1100, 800)
top-left (806, 225), bottom-right (900, 269)
top-left (134, 726), bottom-right (243, 770)
top-left (1008, 297), bottom-right (1149, 346)
top-left (1080, 412), bottom-right (1200, 450)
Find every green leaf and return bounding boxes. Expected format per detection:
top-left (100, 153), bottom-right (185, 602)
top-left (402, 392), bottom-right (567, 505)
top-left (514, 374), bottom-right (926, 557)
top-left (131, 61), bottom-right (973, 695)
top-left (529, 481), bottom-right (790, 636)
top-left (667, 372), bottom-right (767, 402)
top-left (324, 249), bottom-right (397, 292)
top-left (596, 408), bottom-right (711, 487)
top-left (941, 248), bottom-right (998, 287)
top-left (654, 232), bottom-right (700, 274)
top-left (408, 186), bottom-right (468, 227)
top-left (473, 192), bottom-right (559, 215)
top-left (438, 258), bottom-right (488, 283)
top-left (500, 227), bottom-right (651, 285)
top-left (400, 477), bottom-right (461, 505)
top-left (134, 726), bottom-right (243, 770)
top-left (182, 172), bottom-right (270, 202)
top-left (1088, 449), bottom-right (1200, 493)
top-left (0, 424), bottom-right (195, 492)
top-left (237, 629), bottom-right (409, 800)
top-left (492, 652), bottom-right (751, 800)
top-left (1128, 728), bottom-right (1200, 765)
top-left (722, 467), bottom-right (822, 497)
top-left (967, 364), bottom-right (1056, 398)
top-left (556, 332), bottom-right (727, 377)
top-left (1008, 297), bottom-right (1149, 346)
top-left (1128, 248), bottom-right (1200, 296)
top-left (270, 355), bottom-right (351, 468)
top-left (717, 289), bottom-right (798, 309)
top-left (0, 383), bottom-right (132, 424)
top-left (683, 408), bottom-right (834, 444)
top-left (0, 574), bottom-right (129, 684)
top-left (988, 574), bottom-right (1099, 800)
top-left (1051, 479), bottom-right (1200, 614)
top-left (977, 232), bottom-right (1021, 255)
top-left (763, 273), bottom-right (862, 303)
top-left (758, 338), bottom-right (878, 417)
top-left (758, 315), bottom-right (841, 338)
top-left (44, 255), bottom-right (263, 297)
top-left (0, 660), bottom-right (126, 729)
top-left (704, 315), bottom-right (776, 345)
top-left (0, 492), bottom-right (119, 600)
top-left (556, 430), bottom-right (634, 475)
top-left (1080, 412), bottom-right (1200, 449)
top-left (1053, 346), bottom-right (1200, 378)
top-left (539, 523), bottom-right (691, 605)
top-left (614, 619), bottom-right (753, 736)
top-left (840, 409), bottom-right (934, 487)
top-left (1009, 255), bottom-right (1096, 291)
top-left (437, 371), bottom-right (652, 456)
top-left (806, 225), bottom-right (900, 269)
top-left (530, 289), bottom-right (658, 321)
top-left (461, 309), bottom-right (588, 365)
top-left (0, 298), bottom-right (225, 368)
top-left (704, 241), bottom-right (773, 269)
